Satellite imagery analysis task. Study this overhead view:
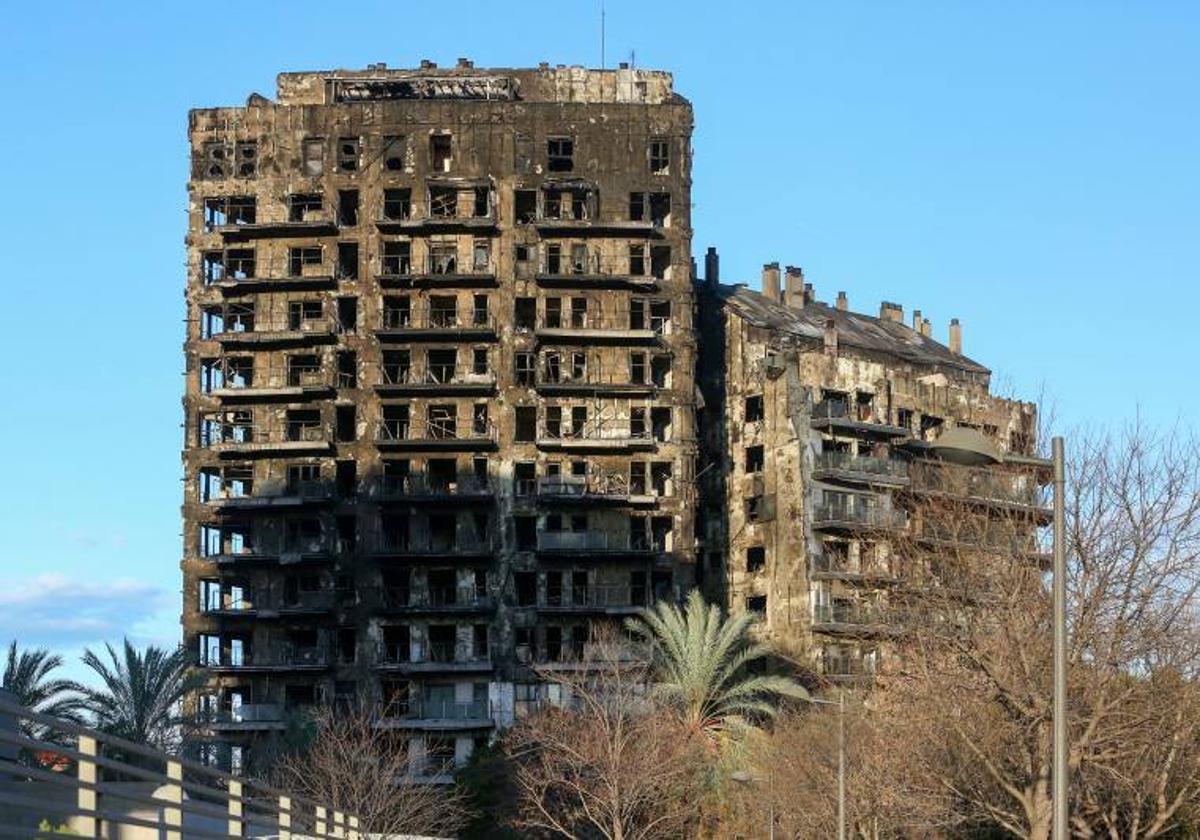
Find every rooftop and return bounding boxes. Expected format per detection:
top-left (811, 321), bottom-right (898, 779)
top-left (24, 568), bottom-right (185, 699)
top-left (718, 283), bottom-right (990, 376)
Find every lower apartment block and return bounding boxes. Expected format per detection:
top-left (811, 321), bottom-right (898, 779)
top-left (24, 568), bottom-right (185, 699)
top-left (696, 253), bottom-right (1051, 686)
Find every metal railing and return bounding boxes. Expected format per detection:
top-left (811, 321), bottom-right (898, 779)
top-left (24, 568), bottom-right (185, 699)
top-left (380, 363), bottom-right (496, 387)
top-left (812, 602), bottom-right (896, 627)
top-left (378, 475), bottom-right (492, 498)
top-left (812, 502), bottom-right (908, 529)
top-left (536, 531), bottom-right (665, 552)
top-left (381, 308), bottom-right (494, 330)
top-left (539, 421), bottom-right (653, 443)
top-left (375, 642), bottom-right (489, 666)
top-left (194, 703), bottom-right (284, 725)
top-left (541, 584), bottom-right (658, 609)
top-left (383, 699), bottom-right (492, 722)
top-left (537, 314), bottom-right (671, 335)
top-left (200, 589), bottom-right (335, 614)
top-left (909, 462), bottom-right (1045, 508)
top-left (0, 693), bottom-right (360, 838)
top-left (377, 419), bottom-right (497, 443)
top-left (814, 451), bottom-right (909, 478)
top-left (382, 585), bottom-right (490, 609)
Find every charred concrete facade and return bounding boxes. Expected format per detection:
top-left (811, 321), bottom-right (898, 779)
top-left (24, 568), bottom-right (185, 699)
top-left (696, 255), bottom-right (1049, 684)
top-left (182, 62), bottom-right (696, 778)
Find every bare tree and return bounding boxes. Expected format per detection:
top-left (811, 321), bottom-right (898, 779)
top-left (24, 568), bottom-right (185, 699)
top-left (505, 639), bottom-right (710, 839)
top-left (274, 706), bottom-right (468, 837)
top-left (876, 426), bottom-right (1200, 839)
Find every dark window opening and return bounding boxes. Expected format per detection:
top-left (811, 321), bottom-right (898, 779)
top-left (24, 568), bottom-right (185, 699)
top-left (336, 404), bottom-right (356, 441)
top-left (745, 395), bottom-right (764, 423)
top-left (383, 136), bottom-right (406, 171)
top-left (515, 190), bottom-right (537, 224)
top-left (336, 243), bottom-right (359, 280)
top-left (745, 445), bottom-right (764, 473)
top-left (547, 137), bottom-right (574, 172)
top-left (383, 188), bottom-right (412, 221)
top-left (338, 137), bottom-right (360, 172)
top-left (747, 546), bottom-right (766, 573)
top-left (430, 134), bottom-right (452, 172)
top-left (337, 190), bottom-right (359, 226)
top-left (649, 138), bottom-right (669, 174)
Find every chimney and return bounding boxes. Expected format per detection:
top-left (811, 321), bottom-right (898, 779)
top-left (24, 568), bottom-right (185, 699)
top-left (457, 57), bottom-right (473, 68)
top-left (920, 318), bottom-right (932, 338)
top-left (836, 291), bottom-right (848, 312)
top-left (538, 62), bottom-right (550, 70)
top-left (783, 265), bottom-right (804, 309)
top-left (762, 262), bottom-right (781, 302)
top-left (705, 246), bottom-right (720, 288)
top-left (618, 61), bottom-right (630, 69)
top-left (803, 283), bottom-right (815, 305)
top-left (912, 309), bottom-right (922, 331)
top-left (879, 301), bottom-right (903, 323)
top-left (824, 318), bottom-right (839, 356)
top-left (419, 59), bottom-right (437, 69)
top-left (949, 319), bottom-right (962, 354)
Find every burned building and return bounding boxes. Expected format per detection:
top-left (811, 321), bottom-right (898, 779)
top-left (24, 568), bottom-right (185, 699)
top-left (695, 254), bottom-right (1051, 683)
top-left (182, 61), bottom-right (696, 777)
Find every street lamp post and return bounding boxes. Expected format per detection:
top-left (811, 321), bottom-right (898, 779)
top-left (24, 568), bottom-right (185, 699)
top-left (1052, 436), bottom-right (1068, 838)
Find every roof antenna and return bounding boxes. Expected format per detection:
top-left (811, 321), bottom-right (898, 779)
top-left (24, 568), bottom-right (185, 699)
top-left (600, 0), bottom-right (606, 69)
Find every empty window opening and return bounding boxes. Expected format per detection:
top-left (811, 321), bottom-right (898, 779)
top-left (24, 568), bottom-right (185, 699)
top-left (335, 242), bottom-right (359, 280)
top-left (745, 445), bottom-right (765, 473)
top-left (545, 243), bottom-right (562, 274)
top-left (426, 349), bottom-right (458, 384)
top-left (514, 461), bottom-right (536, 496)
top-left (302, 138), bottom-right (324, 176)
top-left (383, 188), bottom-right (412, 220)
top-left (570, 244), bottom-right (589, 274)
top-left (746, 595), bottom-right (767, 615)
top-left (472, 239), bottom-right (490, 271)
top-left (337, 190), bottom-right (358, 226)
top-left (649, 138), bottom-right (670, 174)
top-left (289, 193), bottom-right (322, 222)
top-left (381, 241), bottom-right (412, 276)
top-left (745, 395), bottom-right (764, 423)
top-left (649, 193), bottom-right (671, 227)
top-left (515, 189), bottom-right (537, 224)
top-left (547, 137), bottom-right (574, 172)
top-left (337, 350), bottom-right (357, 388)
top-left (383, 135), bottom-right (406, 171)
top-left (630, 352), bottom-right (647, 385)
top-left (202, 142), bottom-right (229, 179)
top-left (651, 355), bottom-right (671, 388)
top-left (514, 297), bottom-right (536, 330)
top-left (337, 137), bottom-right (360, 172)
top-left (514, 407), bottom-right (536, 441)
top-left (428, 242), bottom-right (457, 274)
top-left (382, 349), bottom-right (411, 384)
top-left (288, 246), bottom-right (322, 277)
top-left (287, 301), bottom-right (323, 331)
top-left (515, 352), bottom-right (535, 386)
top-left (651, 407), bottom-right (672, 442)
top-left (472, 348), bottom-right (489, 375)
top-left (336, 404), bottom-right (356, 441)
top-left (747, 546), bottom-right (766, 572)
top-left (650, 462), bottom-right (673, 496)
top-left (473, 187), bottom-right (490, 217)
top-left (204, 196), bottom-right (255, 230)
top-left (429, 186), bottom-right (458, 218)
top-left (629, 192), bottom-right (645, 222)
top-left (628, 244), bottom-right (646, 276)
top-left (650, 245), bottom-right (671, 279)
top-left (430, 134), bottom-right (452, 172)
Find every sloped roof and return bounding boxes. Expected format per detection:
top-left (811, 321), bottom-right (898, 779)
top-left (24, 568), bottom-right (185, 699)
top-left (719, 284), bottom-right (990, 376)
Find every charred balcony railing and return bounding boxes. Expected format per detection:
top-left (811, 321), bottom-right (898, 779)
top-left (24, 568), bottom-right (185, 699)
top-left (812, 501), bottom-right (908, 530)
top-left (198, 421), bottom-right (333, 451)
top-left (198, 643), bottom-right (331, 671)
top-left (810, 399), bottom-right (910, 437)
top-left (377, 474), bottom-right (493, 500)
top-left (536, 530), bottom-right (668, 553)
top-left (376, 419), bottom-right (497, 447)
top-left (908, 461), bottom-right (1049, 512)
top-left (377, 363), bottom-right (497, 391)
top-left (377, 698), bottom-right (494, 725)
top-left (193, 702), bottom-right (284, 727)
top-left (379, 307), bottom-right (494, 331)
top-left (539, 583), bottom-right (666, 612)
top-left (199, 588), bottom-right (336, 616)
top-left (812, 603), bottom-right (900, 633)
top-left (813, 451), bottom-right (909, 482)
top-left (375, 642), bottom-right (491, 669)
top-left (381, 585), bottom-right (492, 611)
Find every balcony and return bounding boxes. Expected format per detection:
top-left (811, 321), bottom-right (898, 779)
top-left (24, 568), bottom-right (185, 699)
top-left (812, 501), bottom-right (908, 532)
top-left (811, 603), bottom-right (901, 637)
top-left (376, 309), bottom-right (497, 342)
top-left (534, 641), bottom-right (653, 672)
top-left (534, 315), bottom-right (664, 345)
top-left (534, 475), bottom-right (658, 507)
top-left (376, 699), bottom-right (494, 731)
top-left (200, 644), bottom-right (331, 673)
top-left (377, 475), bottom-right (494, 504)
top-left (212, 320), bottom-right (339, 348)
top-left (538, 584), bottom-right (657, 615)
top-left (202, 481), bottom-right (335, 511)
top-left (810, 399), bottom-right (910, 438)
top-left (907, 462), bottom-right (1051, 522)
top-left (381, 585), bottom-right (493, 613)
top-left (536, 422), bottom-right (656, 453)
top-left (204, 258), bottom-right (337, 293)
top-left (821, 655), bottom-right (878, 683)
top-left (371, 537), bottom-right (495, 562)
top-left (376, 365), bottom-right (498, 397)
top-left (205, 369), bottom-right (334, 402)
top-left (916, 520), bottom-right (1050, 565)
top-left (375, 642), bottom-right (492, 674)
top-left (810, 552), bottom-right (898, 583)
top-left (194, 703), bottom-right (285, 731)
top-left (376, 420), bottom-right (497, 451)
top-left (200, 589), bottom-right (336, 618)
top-left (206, 543), bottom-right (338, 566)
top-left (376, 264), bottom-right (497, 289)
top-left (812, 451), bottom-right (909, 486)
top-left (535, 531), bottom-right (667, 558)
top-left (199, 424), bottom-right (334, 456)
top-left (216, 217), bottom-right (339, 239)
top-left (535, 372), bottom-right (658, 398)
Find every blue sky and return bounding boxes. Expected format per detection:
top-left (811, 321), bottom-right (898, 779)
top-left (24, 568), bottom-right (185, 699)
top-left (1, 1), bottom-right (1196, 678)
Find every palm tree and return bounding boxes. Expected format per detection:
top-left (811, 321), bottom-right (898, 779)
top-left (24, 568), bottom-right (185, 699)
top-left (79, 639), bottom-right (204, 751)
top-left (2, 641), bottom-right (86, 734)
top-left (625, 590), bottom-right (810, 735)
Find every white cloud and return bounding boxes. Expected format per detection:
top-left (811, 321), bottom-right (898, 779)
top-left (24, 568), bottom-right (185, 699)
top-left (0, 574), bottom-right (176, 650)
